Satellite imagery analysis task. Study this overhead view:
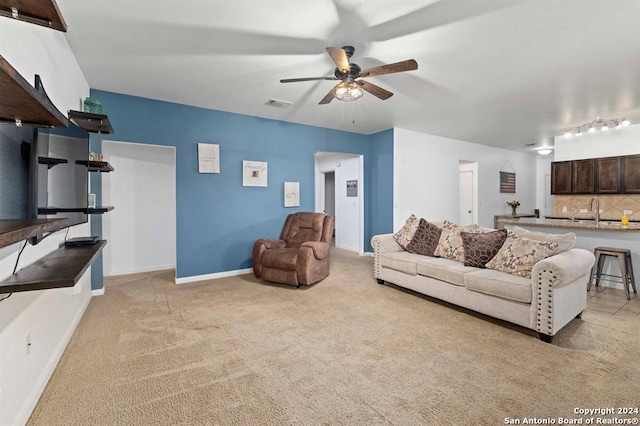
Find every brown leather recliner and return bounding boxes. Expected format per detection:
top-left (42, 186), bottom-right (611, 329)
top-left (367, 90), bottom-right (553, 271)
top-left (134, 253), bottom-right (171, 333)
top-left (252, 212), bottom-right (335, 287)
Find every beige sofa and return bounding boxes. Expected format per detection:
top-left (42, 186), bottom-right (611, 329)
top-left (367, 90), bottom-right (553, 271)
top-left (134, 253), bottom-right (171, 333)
top-left (371, 232), bottom-right (595, 342)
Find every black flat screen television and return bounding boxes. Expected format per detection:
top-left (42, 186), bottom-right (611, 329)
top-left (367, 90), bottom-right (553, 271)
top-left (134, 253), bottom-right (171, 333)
top-left (28, 122), bottom-right (90, 244)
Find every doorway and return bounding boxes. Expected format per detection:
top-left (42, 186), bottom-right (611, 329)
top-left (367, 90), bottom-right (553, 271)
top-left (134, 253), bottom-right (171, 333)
top-left (314, 152), bottom-right (364, 254)
top-left (458, 161), bottom-right (478, 226)
top-left (102, 141), bottom-right (176, 277)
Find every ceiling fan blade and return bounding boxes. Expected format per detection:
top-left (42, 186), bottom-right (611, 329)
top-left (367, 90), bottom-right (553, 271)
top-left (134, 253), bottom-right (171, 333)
top-left (280, 76), bottom-right (337, 83)
top-left (357, 80), bottom-right (393, 100)
top-left (359, 59), bottom-right (418, 78)
top-left (319, 88), bottom-right (336, 104)
top-left (326, 47), bottom-right (350, 73)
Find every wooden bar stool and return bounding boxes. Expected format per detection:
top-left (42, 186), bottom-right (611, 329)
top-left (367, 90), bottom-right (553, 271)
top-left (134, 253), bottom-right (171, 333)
top-left (587, 247), bottom-right (637, 299)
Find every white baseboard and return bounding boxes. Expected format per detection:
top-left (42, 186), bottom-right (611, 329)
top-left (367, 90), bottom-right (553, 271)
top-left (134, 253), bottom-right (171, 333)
top-left (92, 287), bottom-right (105, 296)
top-left (16, 291), bottom-right (91, 426)
top-left (362, 251), bottom-right (374, 257)
top-left (175, 268), bottom-right (253, 285)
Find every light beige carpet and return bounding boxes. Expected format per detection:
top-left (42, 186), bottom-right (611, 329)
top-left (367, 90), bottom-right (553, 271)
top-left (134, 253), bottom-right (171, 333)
top-left (29, 248), bottom-right (640, 425)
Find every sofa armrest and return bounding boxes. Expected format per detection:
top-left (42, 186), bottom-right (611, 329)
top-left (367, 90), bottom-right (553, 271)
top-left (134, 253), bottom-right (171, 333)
top-left (371, 233), bottom-right (404, 279)
top-left (532, 248), bottom-right (595, 337)
top-left (255, 238), bottom-right (286, 250)
top-left (300, 241), bottom-right (330, 260)
top-left (532, 248), bottom-right (595, 289)
top-left (252, 239), bottom-right (286, 278)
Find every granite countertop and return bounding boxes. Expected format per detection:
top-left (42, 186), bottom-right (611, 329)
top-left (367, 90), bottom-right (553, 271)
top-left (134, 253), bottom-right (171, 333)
top-left (496, 217), bottom-right (640, 231)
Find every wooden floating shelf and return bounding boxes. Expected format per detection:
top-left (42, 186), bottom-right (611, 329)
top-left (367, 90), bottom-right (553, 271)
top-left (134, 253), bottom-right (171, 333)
top-left (0, 56), bottom-right (68, 127)
top-left (76, 160), bottom-right (114, 172)
top-left (0, 0), bottom-right (67, 32)
top-left (0, 218), bottom-right (69, 249)
top-left (0, 240), bottom-right (107, 294)
top-left (68, 110), bottom-right (113, 134)
top-left (39, 156), bottom-right (67, 169)
top-left (38, 206), bottom-right (114, 215)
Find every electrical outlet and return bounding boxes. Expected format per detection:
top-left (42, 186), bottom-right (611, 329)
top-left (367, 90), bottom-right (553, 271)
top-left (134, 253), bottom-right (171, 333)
top-left (579, 208), bottom-right (588, 213)
top-left (599, 209), bottom-right (604, 214)
top-left (562, 206), bottom-right (568, 213)
top-left (26, 333), bottom-right (32, 356)
top-left (624, 210), bottom-right (633, 215)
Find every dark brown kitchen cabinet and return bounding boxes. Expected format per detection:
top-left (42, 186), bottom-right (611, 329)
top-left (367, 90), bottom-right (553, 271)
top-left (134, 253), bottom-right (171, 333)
top-left (551, 161), bottom-right (572, 194)
top-left (622, 155), bottom-right (640, 193)
top-left (595, 157), bottom-right (622, 193)
top-left (571, 159), bottom-right (595, 193)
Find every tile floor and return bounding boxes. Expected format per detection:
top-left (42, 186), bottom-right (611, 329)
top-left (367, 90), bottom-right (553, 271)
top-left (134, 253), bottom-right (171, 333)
top-left (587, 284), bottom-right (639, 317)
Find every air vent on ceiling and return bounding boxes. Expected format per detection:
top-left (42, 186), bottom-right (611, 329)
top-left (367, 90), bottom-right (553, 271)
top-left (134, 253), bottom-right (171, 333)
top-left (266, 98), bottom-right (292, 109)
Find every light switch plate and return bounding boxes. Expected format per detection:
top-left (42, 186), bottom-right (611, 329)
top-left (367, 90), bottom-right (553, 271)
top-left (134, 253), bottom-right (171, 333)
top-left (562, 206), bottom-right (567, 213)
top-left (579, 208), bottom-right (588, 213)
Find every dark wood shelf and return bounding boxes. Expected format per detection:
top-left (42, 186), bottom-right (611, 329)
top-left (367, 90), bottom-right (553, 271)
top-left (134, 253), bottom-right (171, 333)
top-left (68, 110), bottom-right (113, 134)
top-left (38, 206), bottom-right (114, 215)
top-left (87, 206), bottom-right (114, 214)
top-left (75, 160), bottom-right (114, 172)
top-left (39, 156), bottom-right (67, 169)
top-left (0, 56), bottom-right (68, 127)
top-left (0, 218), bottom-right (69, 248)
top-left (0, 0), bottom-right (67, 32)
top-left (0, 240), bottom-right (106, 294)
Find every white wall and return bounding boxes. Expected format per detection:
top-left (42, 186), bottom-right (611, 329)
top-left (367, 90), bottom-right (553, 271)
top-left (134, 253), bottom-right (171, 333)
top-left (554, 123), bottom-right (640, 161)
top-left (314, 153), bottom-right (364, 253)
top-left (0, 18), bottom-right (91, 426)
top-left (536, 155), bottom-right (553, 216)
top-left (393, 128), bottom-right (538, 229)
top-left (102, 141), bottom-right (176, 276)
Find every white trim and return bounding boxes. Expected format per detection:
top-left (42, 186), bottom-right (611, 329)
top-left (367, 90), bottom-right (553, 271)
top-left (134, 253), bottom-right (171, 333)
top-left (15, 294), bottom-right (91, 426)
top-left (105, 264), bottom-right (175, 277)
top-left (362, 251), bottom-right (374, 257)
top-left (175, 268), bottom-right (253, 285)
top-left (92, 288), bottom-right (105, 296)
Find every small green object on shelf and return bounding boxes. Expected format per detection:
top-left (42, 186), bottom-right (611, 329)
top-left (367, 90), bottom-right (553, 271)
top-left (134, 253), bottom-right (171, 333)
top-left (83, 97), bottom-right (102, 114)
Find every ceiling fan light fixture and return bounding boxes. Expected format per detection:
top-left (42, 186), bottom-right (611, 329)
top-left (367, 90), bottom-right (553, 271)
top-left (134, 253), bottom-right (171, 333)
top-left (333, 81), bottom-right (363, 102)
top-left (601, 121), bottom-right (609, 131)
top-left (622, 117), bottom-right (630, 126)
top-left (615, 120), bottom-right (622, 129)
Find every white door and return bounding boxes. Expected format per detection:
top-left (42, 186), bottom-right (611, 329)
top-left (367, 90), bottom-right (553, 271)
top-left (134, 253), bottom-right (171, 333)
top-left (458, 170), bottom-right (474, 225)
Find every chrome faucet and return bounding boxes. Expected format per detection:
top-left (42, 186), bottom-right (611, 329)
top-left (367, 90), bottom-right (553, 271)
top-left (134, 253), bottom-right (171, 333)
top-left (588, 197), bottom-right (600, 225)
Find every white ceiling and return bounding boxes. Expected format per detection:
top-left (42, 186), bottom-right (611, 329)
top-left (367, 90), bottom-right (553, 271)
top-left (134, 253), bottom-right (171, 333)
top-left (56, 0), bottom-right (640, 152)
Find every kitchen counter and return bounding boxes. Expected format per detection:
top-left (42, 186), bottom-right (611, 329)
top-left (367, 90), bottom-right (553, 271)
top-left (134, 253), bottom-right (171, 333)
top-left (496, 218), bottom-right (640, 291)
top-left (496, 217), bottom-right (640, 231)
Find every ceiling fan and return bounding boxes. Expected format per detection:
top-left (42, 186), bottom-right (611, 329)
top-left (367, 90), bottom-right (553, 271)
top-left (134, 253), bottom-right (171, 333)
top-left (280, 46), bottom-right (418, 104)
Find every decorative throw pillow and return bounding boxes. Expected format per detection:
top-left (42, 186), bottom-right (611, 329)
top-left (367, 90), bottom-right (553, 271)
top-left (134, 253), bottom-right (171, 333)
top-left (433, 220), bottom-right (480, 262)
top-left (406, 219), bottom-right (442, 256)
top-left (460, 229), bottom-right (508, 268)
top-left (485, 231), bottom-right (558, 278)
top-left (393, 214), bottom-right (420, 249)
top-left (512, 226), bottom-right (576, 255)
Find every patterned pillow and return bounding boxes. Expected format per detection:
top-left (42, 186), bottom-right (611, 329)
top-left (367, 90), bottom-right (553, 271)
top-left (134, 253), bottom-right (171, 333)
top-left (461, 229), bottom-right (508, 268)
top-left (393, 214), bottom-right (420, 249)
top-left (485, 231), bottom-right (558, 278)
top-left (433, 220), bottom-right (480, 262)
top-left (406, 219), bottom-right (442, 256)
top-left (512, 226), bottom-right (575, 255)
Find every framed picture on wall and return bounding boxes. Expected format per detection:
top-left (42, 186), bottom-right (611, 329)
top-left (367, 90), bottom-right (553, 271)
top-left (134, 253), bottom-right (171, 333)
top-left (347, 180), bottom-right (358, 197)
top-left (284, 182), bottom-right (300, 207)
top-left (198, 143), bottom-right (220, 173)
top-left (242, 160), bottom-right (268, 187)
top-left (500, 171), bottom-right (516, 193)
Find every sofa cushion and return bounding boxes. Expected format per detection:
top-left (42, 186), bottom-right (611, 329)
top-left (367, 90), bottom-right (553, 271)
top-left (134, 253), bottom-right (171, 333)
top-left (393, 214), bottom-right (420, 249)
top-left (434, 220), bottom-right (480, 263)
top-left (380, 252), bottom-right (424, 275)
top-left (464, 268), bottom-right (532, 303)
top-left (406, 219), bottom-right (442, 256)
top-left (485, 232), bottom-right (558, 279)
top-left (461, 229), bottom-right (507, 268)
top-left (416, 257), bottom-right (480, 286)
top-left (512, 226), bottom-right (576, 255)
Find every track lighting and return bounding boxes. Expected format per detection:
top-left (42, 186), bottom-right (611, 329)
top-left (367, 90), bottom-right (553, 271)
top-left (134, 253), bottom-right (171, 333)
top-left (561, 115), bottom-right (631, 139)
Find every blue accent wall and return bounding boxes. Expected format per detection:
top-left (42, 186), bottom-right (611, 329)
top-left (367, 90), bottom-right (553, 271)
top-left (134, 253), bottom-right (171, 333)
top-left (89, 90), bottom-right (393, 284)
top-left (367, 129), bottom-right (394, 251)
